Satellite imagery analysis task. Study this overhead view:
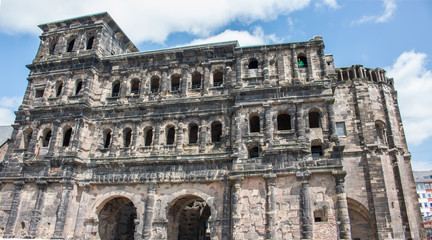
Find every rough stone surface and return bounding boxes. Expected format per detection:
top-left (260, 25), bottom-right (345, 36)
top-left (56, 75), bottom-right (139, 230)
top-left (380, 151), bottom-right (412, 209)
top-left (0, 12), bottom-right (425, 239)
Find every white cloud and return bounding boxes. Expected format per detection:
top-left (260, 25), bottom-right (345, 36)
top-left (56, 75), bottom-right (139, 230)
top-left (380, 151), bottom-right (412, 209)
top-left (0, 0), bottom-right (340, 44)
top-left (386, 51), bottom-right (432, 145)
top-left (0, 96), bottom-right (21, 125)
top-left (0, 108), bottom-right (15, 125)
top-left (186, 26), bottom-right (285, 47)
top-left (352, 0), bottom-right (396, 25)
top-left (0, 96), bottom-right (22, 108)
top-left (316, 0), bottom-right (339, 9)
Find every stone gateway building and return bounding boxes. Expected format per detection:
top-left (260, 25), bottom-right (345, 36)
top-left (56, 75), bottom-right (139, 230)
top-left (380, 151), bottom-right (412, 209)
top-left (0, 12), bottom-right (425, 240)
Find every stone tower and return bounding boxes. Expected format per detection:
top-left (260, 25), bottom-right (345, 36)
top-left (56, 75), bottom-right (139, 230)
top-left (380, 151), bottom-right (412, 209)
top-left (0, 12), bottom-right (425, 239)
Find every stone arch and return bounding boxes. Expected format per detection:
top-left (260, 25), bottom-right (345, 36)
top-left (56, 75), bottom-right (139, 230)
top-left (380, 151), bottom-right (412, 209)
top-left (97, 196), bottom-right (137, 240)
top-left (167, 194), bottom-right (212, 240)
top-left (347, 197), bottom-right (378, 240)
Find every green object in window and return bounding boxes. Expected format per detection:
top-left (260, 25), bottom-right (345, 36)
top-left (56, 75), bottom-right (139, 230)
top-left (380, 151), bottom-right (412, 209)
top-left (298, 60), bottom-right (304, 68)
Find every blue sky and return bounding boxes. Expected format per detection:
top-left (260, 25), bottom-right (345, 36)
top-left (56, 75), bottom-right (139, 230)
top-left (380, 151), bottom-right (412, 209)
top-left (0, 0), bottom-right (431, 170)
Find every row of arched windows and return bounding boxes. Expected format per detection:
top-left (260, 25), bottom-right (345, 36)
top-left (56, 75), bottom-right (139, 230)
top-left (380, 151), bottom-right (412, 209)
top-left (50, 35), bottom-right (94, 55)
top-left (22, 126), bottom-right (74, 150)
top-left (54, 79), bottom-right (83, 98)
top-left (111, 71), bottom-right (224, 97)
top-left (246, 54), bottom-right (308, 70)
top-left (248, 110), bottom-right (321, 133)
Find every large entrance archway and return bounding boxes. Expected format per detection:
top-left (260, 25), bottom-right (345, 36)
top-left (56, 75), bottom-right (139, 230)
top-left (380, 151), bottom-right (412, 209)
top-left (347, 198), bottom-right (378, 240)
top-left (167, 195), bottom-right (211, 240)
top-left (98, 197), bottom-right (137, 240)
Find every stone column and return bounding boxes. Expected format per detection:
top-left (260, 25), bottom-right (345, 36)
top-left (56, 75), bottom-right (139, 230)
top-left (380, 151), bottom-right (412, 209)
top-left (326, 100), bottom-right (339, 145)
top-left (263, 103), bottom-right (272, 147)
top-left (73, 183), bottom-right (90, 239)
top-left (333, 171), bottom-right (351, 240)
top-left (176, 119), bottom-right (184, 154)
top-left (235, 57), bottom-right (242, 86)
top-left (152, 123), bottom-right (160, 154)
top-left (53, 181), bottom-right (73, 239)
top-left (319, 42), bottom-right (326, 76)
top-left (221, 179), bottom-right (232, 240)
top-left (230, 178), bottom-right (243, 240)
top-left (306, 45), bottom-right (313, 80)
top-left (295, 103), bottom-right (305, 140)
top-left (181, 66), bottom-right (188, 98)
top-left (291, 46), bottom-right (299, 79)
top-left (161, 69), bottom-right (168, 95)
top-left (203, 64), bottom-right (210, 94)
top-left (47, 121), bottom-right (60, 155)
top-left (143, 183), bottom-right (156, 239)
top-left (264, 174), bottom-right (276, 240)
top-left (29, 181), bottom-right (48, 237)
top-left (4, 181), bottom-right (24, 237)
top-left (297, 172), bottom-right (312, 239)
top-left (263, 53), bottom-right (270, 84)
top-left (199, 119), bottom-right (207, 153)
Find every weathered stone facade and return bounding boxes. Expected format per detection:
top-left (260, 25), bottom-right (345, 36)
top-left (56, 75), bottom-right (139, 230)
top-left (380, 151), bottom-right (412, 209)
top-left (0, 12), bottom-right (425, 239)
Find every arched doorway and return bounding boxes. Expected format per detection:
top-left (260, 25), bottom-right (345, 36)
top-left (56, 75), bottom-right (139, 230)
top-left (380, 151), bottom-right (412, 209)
top-left (98, 197), bottom-right (137, 240)
top-left (167, 195), bottom-right (211, 240)
top-left (347, 198), bottom-right (378, 240)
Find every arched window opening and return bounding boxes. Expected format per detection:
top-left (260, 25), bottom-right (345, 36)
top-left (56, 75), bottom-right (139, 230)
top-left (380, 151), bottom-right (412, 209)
top-left (151, 76), bottom-right (160, 93)
top-left (277, 113), bottom-right (291, 130)
top-left (311, 141), bottom-right (323, 157)
top-left (123, 128), bottom-right (132, 148)
top-left (250, 115), bottom-right (260, 133)
top-left (86, 36), bottom-right (94, 50)
top-left (211, 121), bottom-right (222, 143)
top-left (171, 75), bottom-right (180, 92)
top-left (131, 79), bottom-right (140, 94)
top-left (24, 129), bottom-right (33, 149)
top-left (98, 197), bottom-right (137, 240)
top-left (49, 41), bottom-right (57, 55)
top-left (191, 72), bottom-right (201, 89)
top-left (67, 38), bottom-right (75, 52)
top-left (103, 129), bottom-right (111, 149)
top-left (167, 126), bottom-right (175, 145)
top-left (248, 58), bottom-right (258, 69)
top-left (309, 111), bottom-right (320, 128)
top-left (249, 146), bottom-right (259, 158)
top-left (298, 55), bottom-right (308, 68)
top-left (213, 71), bottom-right (223, 87)
top-left (62, 127), bottom-right (72, 147)
top-left (42, 129), bottom-right (52, 147)
top-left (145, 128), bottom-right (153, 146)
top-left (75, 80), bottom-right (83, 95)
top-left (112, 81), bottom-right (120, 97)
top-left (56, 82), bottom-right (63, 97)
top-left (189, 123), bottom-right (198, 144)
top-left (375, 122), bottom-right (386, 145)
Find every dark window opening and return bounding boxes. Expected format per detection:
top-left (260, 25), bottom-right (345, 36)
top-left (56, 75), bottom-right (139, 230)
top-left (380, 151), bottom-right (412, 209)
top-left (277, 114), bottom-right (291, 130)
top-left (151, 77), bottom-right (160, 93)
top-left (104, 130), bottom-right (111, 148)
top-left (86, 36), bottom-right (94, 50)
top-left (75, 80), bottom-right (83, 95)
top-left (145, 128), bottom-right (153, 146)
top-left (167, 127), bottom-right (175, 145)
top-left (314, 207), bottom-right (328, 222)
top-left (112, 82), bottom-right (120, 97)
top-left (171, 75), bottom-right (180, 92)
top-left (311, 145), bottom-right (323, 157)
top-left (298, 55), bottom-right (308, 68)
top-left (211, 122), bottom-right (222, 143)
top-left (124, 128), bottom-right (132, 147)
top-left (24, 129), bottom-right (33, 149)
top-left (62, 128), bottom-right (72, 147)
top-left (248, 59), bottom-right (258, 69)
top-left (49, 41), bottom-right (56, 55)
top-left (42, 130), bottom-right (52, 147)
top-left (250, 115), bottom-right (260, 133)
top-left (309, 111), bottom-right (320, 128)
top-left (56, 83), bottom-right (63, 97)
top-left (249, 147), bottom-right (259, 158)
top-left (376, 123), bottom-right (386, 145)
top-left (36, 89), bottom-right (44, 98)
top-left (189, 124), bottom-right (198, 144)
top-left (213, 72), bottom-right (223, 87)
top-left (67, 38), bottom-right (75, 52)
top-left (131, 79), bottom-right (140, 94)
top-left (192, 72), bottom-right (201, 89)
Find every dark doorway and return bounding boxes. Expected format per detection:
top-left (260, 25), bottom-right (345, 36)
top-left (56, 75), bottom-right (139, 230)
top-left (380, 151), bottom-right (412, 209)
top-left (98, 197), bottom-right (136, 240)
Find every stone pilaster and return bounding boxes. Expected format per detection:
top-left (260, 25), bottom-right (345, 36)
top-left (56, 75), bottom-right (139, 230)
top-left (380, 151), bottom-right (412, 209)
top-left (264, 174), bottom-right (276, 239)
top-left (181, 67), bottom-right (188, 98)
top-left (143, 183), bottom-right (156, 239)
top-left (221, 178), bottom-right (232, 240)
top-left (319, 42), bottom-right (326, 76)
top-left (231, 178), bottom-right (243, 240)
top-left (306, 45), bottom-right (313, 80)
top-left (176, 120), bottom-right (183, 154)
top-left (4, 181), bottom-right (24, 237)
top-left (295, 103), bottom-right (306, 140)
top-left (235, 57), bottom-right (242, 86)
top-left (263, 103), bottom-right (272, 147)
top-left (203, 64), bottom-right (210, 95)
top-left (199, 119), bottom-right (207, 153)
top-left (333, 171), bottom-right (351, 240)
top-left (73, 183), bottom-right (90, 239)
top-left (326, 100), bottom-right (339, 145)
top-left (291, 45), bottom-right (299, 79)
top-left (53, 182), bottom-right (73, 239)
top-left (29, 181), bottom-right (48, 238)
top-left (297, 172), bottom-right (312, 239)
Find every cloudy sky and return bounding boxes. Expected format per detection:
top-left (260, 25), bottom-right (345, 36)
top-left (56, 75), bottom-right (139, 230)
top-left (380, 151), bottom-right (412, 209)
top-left (0, 0), bottom-right (431, 170)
